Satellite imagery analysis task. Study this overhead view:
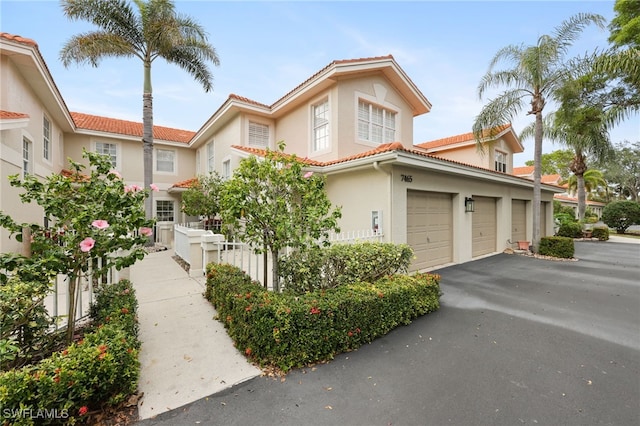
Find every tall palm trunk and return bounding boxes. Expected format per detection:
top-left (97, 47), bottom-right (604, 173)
top-left (570, 152), bottom-right (588, 221)
top-left (143, 61), bottom-right (154, 245)
top-left (531, 96), bottom-right (544, 252)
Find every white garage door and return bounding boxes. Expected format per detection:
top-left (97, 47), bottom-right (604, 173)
top-left (407, 190), bottom-right (453, 271)
top-left (511, 199), bottom-right (526, 243)
top-left (472, 196), bottom-right (497, 257)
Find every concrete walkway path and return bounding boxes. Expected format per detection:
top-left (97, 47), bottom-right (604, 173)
top-left (130, 250), bottom-right (261, 420)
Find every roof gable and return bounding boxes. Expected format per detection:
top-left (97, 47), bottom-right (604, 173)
top-left (417, 124), bottom-right (523, 154)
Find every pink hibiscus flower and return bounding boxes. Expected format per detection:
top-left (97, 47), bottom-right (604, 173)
top-left (139, 227), bottom-right (153, 237)
top-left (91, 220), bottom-right (109, 230)
top-left (79, 237), bottom-right (95, 252)
top-left (150, 183), bottom-right (159, 192)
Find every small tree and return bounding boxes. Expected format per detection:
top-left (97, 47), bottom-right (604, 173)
top-left (601, 200), bottom-right (640, 234)
top-left (220, 142), bottom-right (341, 291)
top-left (0, 150), bottom-right (154, 343)
top-left (181, 173), bottom-right (224, 229)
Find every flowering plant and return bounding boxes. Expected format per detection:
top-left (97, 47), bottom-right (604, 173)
top-left (0, 149), bottom-right (154, 343)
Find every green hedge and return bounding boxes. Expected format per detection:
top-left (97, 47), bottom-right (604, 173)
top-left (279, 242), bottom-right (414, 294)
top-left (206, 263), bottom-right (440, 372)
top-left (591, 227), bottom-right (609, 241)
top-left (556, 221), bottom-right (583, 238)
top-left (0, 279), bottom-right (140, 425)
top-left (539, 236), bottom-right (575, 259)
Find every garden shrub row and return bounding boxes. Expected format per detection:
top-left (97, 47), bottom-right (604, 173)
top-left (556, 221), bottom-right (583, 238)
top-left (278, 242), bottom-right (414, 293)
top-left (205, 263), bottom-right (441, 372)
top-left (538, 236), bottom-right (575, 259)
top-left (0, 279), bottom-right (140, 425)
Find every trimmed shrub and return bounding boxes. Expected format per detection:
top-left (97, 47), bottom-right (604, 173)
top-left (539, 236), bottom-right (575, 259)
top-left (279, 242), bottom-right (414, 294)
top-left (206, 263), bottom-right (440, 372)
top-left (602, 201), bottom-right (640, 234)
top-left (591, 227), bottom-right (609, 241)
top-left (556, 221), bottom-right (583, 238)
top-left (0, 278), bottom-right (55, 370)
top-left (0, 279), bottom-right (140, 425)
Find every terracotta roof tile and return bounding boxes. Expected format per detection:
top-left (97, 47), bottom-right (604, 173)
top-left (231, 145), bottom-right (324, 166)
top-left (513, 166), bottom-right (534, 176)
top-left (417, 124), bottom-right (512, 150)
top-left (60, 169), bottom-right (90, 182)
top-left (228, 94), bottom-right (270, 109)
top-left (0, 110), bottom-right (30, 119)
top-left (541, 174), bottom-right (562, 184)
top-left (553, 194), bottom-right (606, 206)
top-left (71, 112), bottom-right (195, 143)
top-left (171, 178), bottom-right (199, 189)
top-left (0, 32), bottom-right (38, 48)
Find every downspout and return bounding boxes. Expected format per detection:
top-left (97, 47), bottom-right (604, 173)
top-left (373, 161), bottom-right (392, 240)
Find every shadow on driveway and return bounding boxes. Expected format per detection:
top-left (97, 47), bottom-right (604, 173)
top-left (138, 242), bottom-right (640, 426)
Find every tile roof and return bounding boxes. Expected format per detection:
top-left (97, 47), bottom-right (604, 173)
top-left (541, 174), bottom-right (562, 184)
top-left (553, 194), bottom-right (606, 206)
top-left (71, 112), bottom-right (195, 143)
top-left (171, 178), bottom-right (199, 189)
top-left (513, 165), bottom-right (534, 176)
top-left (0, 32), bottom-right (38, 47)
top-left (417, 124), bottom-right (512, 150)
top-left (0, 110), bottom-right (30, 119)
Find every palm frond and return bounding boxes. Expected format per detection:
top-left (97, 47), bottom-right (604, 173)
top-left (553, 13), bottom-right (606, 55)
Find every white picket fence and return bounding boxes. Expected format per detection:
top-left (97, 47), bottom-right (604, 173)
top-left (174, 224), bottom-right (384, 288)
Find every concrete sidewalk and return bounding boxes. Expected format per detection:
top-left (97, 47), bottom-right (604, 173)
top-left (130, 249), bottom-right (261, 421)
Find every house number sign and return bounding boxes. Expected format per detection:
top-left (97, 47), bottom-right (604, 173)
top-left (401, 174), bottom-right (413, 182)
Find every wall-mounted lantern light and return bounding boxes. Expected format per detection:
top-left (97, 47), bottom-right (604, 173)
top-left (465, 197), bottom-right (475, 213)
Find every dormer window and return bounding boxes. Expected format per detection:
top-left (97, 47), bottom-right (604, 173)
top-left (358, 100), bottom-right (396, 144)
top-left (495, 150), bottom-right (507, 173)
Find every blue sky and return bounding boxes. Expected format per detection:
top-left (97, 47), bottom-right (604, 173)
top-left (1, 0), bottom-right (638, 166)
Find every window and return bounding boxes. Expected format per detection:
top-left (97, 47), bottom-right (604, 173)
top-left (156, 149), bottom-right (175, 173)
top-left (495, 150), bottom-right (507, 173)
top-left (22, 137), bottom-right (32, 178)
top-left (207, 141), bottom-right (215, 173)
top-left (358, 100), bottom-right (396, 143)
top-left (96, 142), bottom-right (117, 168)
top-left (248, 121), bottom-right (269, 147)
top-left (312, 99), bottom-right (329, 152)
top-left (156, 200), bottom-right (174, 222)
top-left (43, 115), bottom-right (50, 161)
top-left (222, 159), bottom-right (231, 180)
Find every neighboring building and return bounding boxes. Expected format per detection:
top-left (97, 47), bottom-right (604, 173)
top-left (1, 32), bottom-right (563, 271)
top-left (513, 166), bottom-right (605, 219)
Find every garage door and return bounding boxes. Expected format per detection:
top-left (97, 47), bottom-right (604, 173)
top-left (407, 190), bottom-right (452, 271)
top-left (472, 196), bottom-right (497, 257)
top-left (511, 200), bottom-right (526, 242)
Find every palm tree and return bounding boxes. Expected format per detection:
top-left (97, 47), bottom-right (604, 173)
top-left (60, 0), bottom-right (220, 238)
top-left (565, 169), bottom-right (608, 200)
top-left (473, 13), bottom-right (605, 252)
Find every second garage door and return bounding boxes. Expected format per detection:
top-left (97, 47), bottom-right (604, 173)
top-left (511, 199), bottom-right (526, 243)
top-left (472, 196), bottom-right (497, 257)
top-left (407, 190), bottom-right (453, 271)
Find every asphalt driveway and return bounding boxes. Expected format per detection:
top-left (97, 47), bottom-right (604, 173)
top-left (138, 241), bottom-right (639, 426)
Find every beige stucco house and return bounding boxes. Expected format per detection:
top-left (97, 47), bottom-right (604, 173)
top-left (1, 32), bottom-right (563, 271)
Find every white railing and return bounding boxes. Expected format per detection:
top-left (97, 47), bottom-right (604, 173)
top-left (329, 228), bottom-right (384, 243)
top-left (193, 229), bottom-right (385, 289)
top-left (44, 254), bottom-right (128, 331)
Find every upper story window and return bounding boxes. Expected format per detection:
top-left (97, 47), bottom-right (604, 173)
top-left (43, 115), bottom-right (51, 161)
top-left (95, 141), bottom-right (118, 169)
top-left (312, 99), bottom-right (329, 152)
top-left (358, 100), bottom-right (396, 144)
top-left (222, 159), bottom-right (231, 180)
top-left (23, 137), bottom-right (32, 178)
top-left (248, 121), bottom-right (269, 147)
top-left (156, 148), bottom-right (175, 173)
top-left (206, 141), bottom-right (215, 173)
top-left (495, 150), bottom-right (507, 173)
